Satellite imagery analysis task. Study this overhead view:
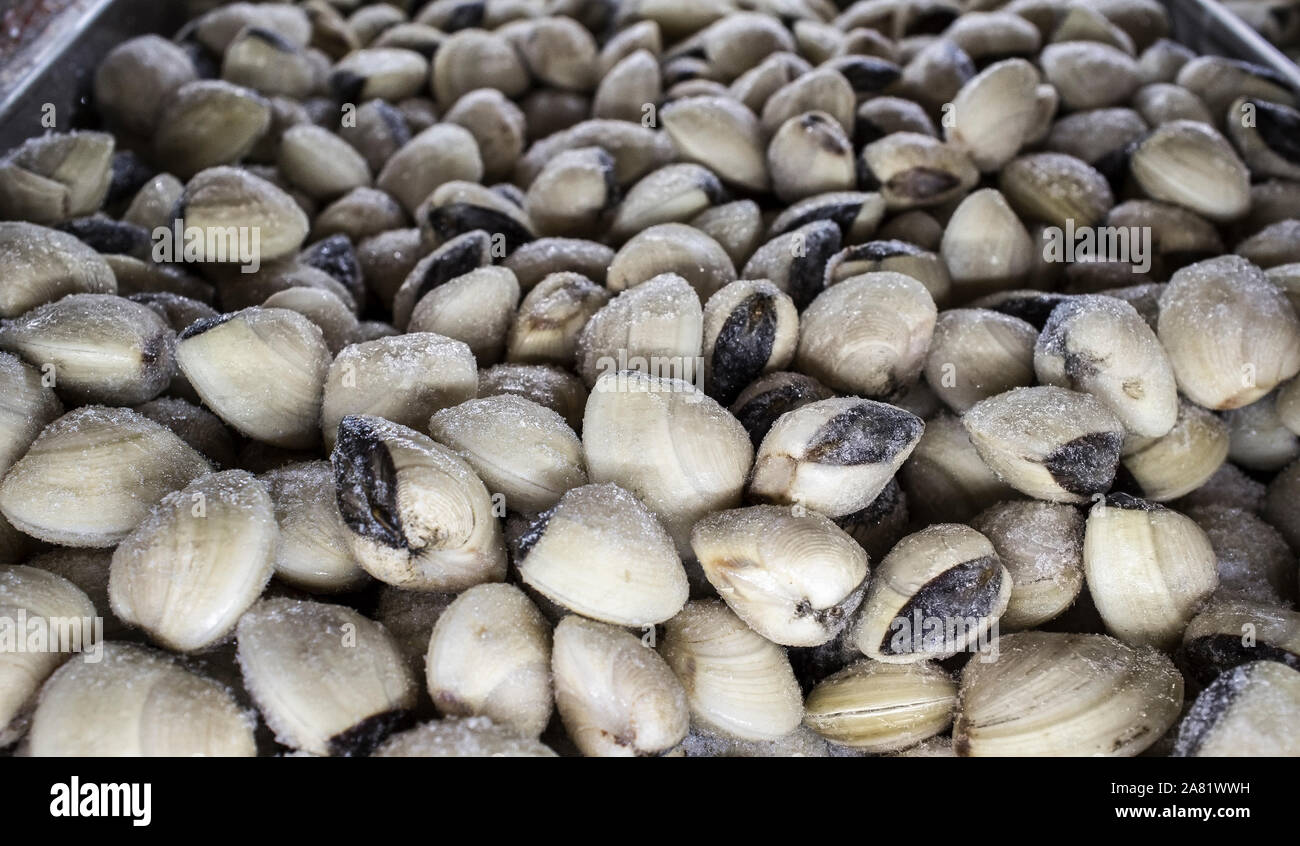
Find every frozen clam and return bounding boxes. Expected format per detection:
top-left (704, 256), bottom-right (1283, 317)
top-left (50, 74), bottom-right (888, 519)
top-left (1157, 256), bottom-right (1300, 410)
top-left (749, 397), bottom-right (923, 518)
top-left (1034, 295), bottom-right (1179, 438)
top-left (374, 716), bottom-right (558, 757)
top-left (425, 583), bottom-right (552, 738)
top-left (236, 598), bottom-right (417, 756)
top-left (429, 395), bottom-right (587, 514)
top-left (0, 352), bottom-right (62, 477)
top-left (963, 386), bottom-right (1125, 503)
top-left (701, 279), bottom-right (799, 406)
top-left (853, 523), bottom-right (1011, 663)
top-left (552, 615), bottom-right (689, 757)
top-left (970, 500), bottom-right (1085, 630)
top-left (331, 415), bottom-right (506, 592)
top-left (583, 370), bottom-right (751, 553)
top-left (795, 271), bottom-right (937, 399)
top-left (1120, 400), bottom-right (1229, 502)
top-left (1084, 494), bottom-right (1219, 650)
top-left (512, 483), bottom-right (688, 626)
top-left (803, 660), bottom-right (957, 753)
top-left (953, 631), bottom-right (1183, 757)
top-left (109, 470), bottom-right (276, 652)
top-left (0, 406), bottom-right (209, 547)
top-left (0, 566), bottom-right (98, 747)
top-left (923, 308), bottom-right (1037, 413)
top-left (1173, 661), bottom-right (1300, 757)
top-left (660, 600), bottom-right (804, 741)
top-left (0, 222), bottom-right (116, 318)
top-left (0, 294), bottom-right (174, 406)
top-left (321, 333), bottom-right (478, 449)
top-left (507, 272), bottom-right (612, 366)
top-left (692, 505), bottom-right (868, 647)
top-left (177, 308), bottom-right (330, 449)
top-left (262, 461), bottom-right (369, 593)
top-left (27, 642), bottom-right (255, 757)
top-left (575, 272), bottom-right (703, 388)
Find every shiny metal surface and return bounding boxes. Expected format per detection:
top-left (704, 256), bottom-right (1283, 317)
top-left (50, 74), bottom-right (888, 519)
top-left (0, 0), bottom-right (187, 149)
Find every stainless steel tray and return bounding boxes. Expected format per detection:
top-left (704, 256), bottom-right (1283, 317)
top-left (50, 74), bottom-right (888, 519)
top-left (0, 0), bottom-right (1297, 151)
top-left (0, 0), bottom-right (187, 149)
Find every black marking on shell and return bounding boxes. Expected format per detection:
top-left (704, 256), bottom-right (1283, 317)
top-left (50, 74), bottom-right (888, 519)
top-left (301, 235), bottom-right (363, 300)
top-left (414, 231), bottom-right (491, 304)
top-left (854, 116), bottom-right (885, 148)
top-left (908, 4), bottom-right (959, 34)
top-left (987, 293), bottom-right (1070, 330)
top-left (329, 69), bottom-right (367, 103)
top-left (1171, 663), bottom-right (1250, 757)
top-left (732, 375), bottom-right (832, 446)
top-left (832, 56), bottom-right (902, 94)
top-left (445, 0), bottom-right (486, 31)
top-left (1225, 57), bottom-right (1290, 88)
top-left (698, 170), bottom-right (728, 205)
top-left (1092, 142), bottom-right (1134, 193)
top-left (805, 402), bottom-right (923, 466)
top-left (1044, 431), bottom-right (1124, 496)
top-left (375, 100), bottom-right (413, 147)
top-left (886, 167), bottom-right (960, 201)
top-left (244, 26), bottom-right (298, 52)
top-left (788, 221), bottom-right (842, 310)
top-left (427, 203), bottom-right (535, 254)
top-left (772, 200), bottom-right (863, 241)
top-left (332, 416), bottom-right (408, 550)
top-left (328, 709), bottom-right (416, 757)
top-left (1102, 492), bottom-right (1164, 511)
top-left (710, 292), bottom-right (779, 406)
top-left (510, 504), bottom-right (556, 564)
top-left (1251, 98), bottom-right (1300, 164)
top-left (105, 151), bottom-right (155, 207)
top-left (848, 239), bottom-right (925, 262)
top-left (57, 217), bottom-right (151, 256)
top-left (1180, 633), bottom-right (1300, 687)
top-left (178, 313), bottom-right (235, 339)
top-left (879, 556), bottom-right (1003, 655)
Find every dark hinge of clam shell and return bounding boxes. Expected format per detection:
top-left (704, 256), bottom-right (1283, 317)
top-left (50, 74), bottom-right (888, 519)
top-left (414, 232), bottom-right (491, 305)
top-left (733, 378), bottom-right (827, 446)
top-left (885, 167), bottom-right (960, 203)
top-left (710, 292), bottom-right (779, 406)
top-left (804, 403), bottom-right (922, 466)
top-left (178, 313), bottom-right (236, 339)
top-left (1171, 664), bottom-right (1251, 757)
top-left (301, 234), bottom-right (363, 298)
top-left (332, 417), bottom-right (408, 550)
top-left (1043, 431), bottom-right (1124, 496)
top-left (445, 0), bottom-right (486, 31)
top-left (510, 504), bottom-right (556, 564)
top-left (878, 556), bottom-right (1003, 655)
top-left (788, 222), bottom-right (841, 310)
top-left (1253, 98), bottom-right (1300, 163)
top-left (327, 709), bottom-right (416, 757)
top-left (1179, 633), bottom-right (1300, 687)
top-left (329, 69), bottom-right (367, 103)
top-left (57, 217), bottom-right (150, 256)
top-left (834, 57), bottom-right (901, 94)
top-left (106, 151), bottom-right (156, 206)
top-left (427, 204), bottom-right (534, 254)
top-left (987, 293), bottom-right (1069, 330)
